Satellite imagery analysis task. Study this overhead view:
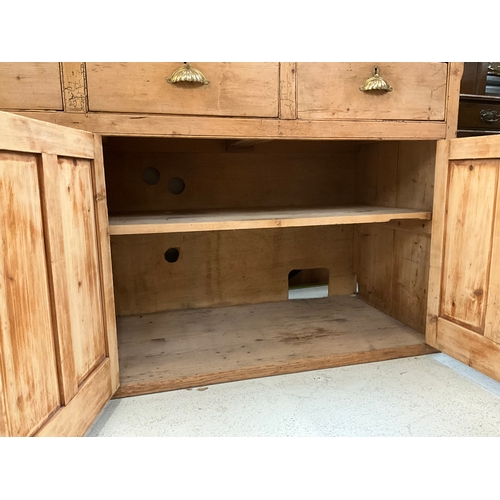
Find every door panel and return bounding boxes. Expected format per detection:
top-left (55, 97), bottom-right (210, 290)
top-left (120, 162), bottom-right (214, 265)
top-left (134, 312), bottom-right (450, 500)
top-left (0, 152), bottom-right (61, 436)
top-left (484, 186), bottom-right (500, 343)
top-left (440, 159), bottom-right (498, 332)
top-left (0, 111), bottom-right (118, 436)
top-left (427, 136), bottom-right (500, 382)
top-left (41, 155), bottom-right (107, 403)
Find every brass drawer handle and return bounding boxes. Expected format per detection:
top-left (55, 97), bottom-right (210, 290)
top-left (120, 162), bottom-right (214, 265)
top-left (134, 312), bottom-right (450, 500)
top-left (360, 66), bottom-right (393, 92)
top-left (480, 109), bottom-right (500, 123)
top-left (167, 63), bottom-right (210, 85)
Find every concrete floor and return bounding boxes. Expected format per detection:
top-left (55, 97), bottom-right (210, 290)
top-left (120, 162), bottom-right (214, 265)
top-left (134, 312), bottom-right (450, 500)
top-left (87, 352), bottom-right (500, 437)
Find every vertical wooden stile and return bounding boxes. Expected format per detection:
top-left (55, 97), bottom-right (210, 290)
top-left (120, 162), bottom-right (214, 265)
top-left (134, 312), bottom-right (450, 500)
top-left (91, 135), bottom-right (119, 392)
top-left (279, 63), bottom-right (297, 120)
top-left (445, 63), bottom-right (464, 139)
top-left (60, 63), bottom-right (88, 113)
top-left (426, 140), bottom-right (450, 346)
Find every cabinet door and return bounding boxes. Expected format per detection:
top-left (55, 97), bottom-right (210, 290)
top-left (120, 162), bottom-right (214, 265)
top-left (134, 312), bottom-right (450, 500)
top-left (427, 135), bottom-right (500, 382)
top-left (0, 111), bottom-right (118, 436)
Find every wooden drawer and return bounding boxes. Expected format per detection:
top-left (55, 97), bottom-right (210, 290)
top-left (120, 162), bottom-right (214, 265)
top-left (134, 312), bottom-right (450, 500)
top-left (86, 63), bottom-right (280, 117)
top-left (297, 63), bottom-right (447, 121)
top-left (0, 63), bottom-right (63, 110)
top-left (458, 100), bottom-right (500, 131)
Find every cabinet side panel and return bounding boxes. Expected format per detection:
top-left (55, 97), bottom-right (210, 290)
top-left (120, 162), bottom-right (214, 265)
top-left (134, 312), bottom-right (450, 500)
top-left (396, 142), bottom-right (436, 210)
top-left (42, 156), bottom-right (107, 386)
top-left (391, 230), bottom-right (431, 333)
top-left (0, 152), bottom-right (60, 436)
top-left (356, 141), bottom-right (436, 211)
top-left (440, 160), bottom-right (498, 332)
top-left (354, 224), bottom-right (394, 315)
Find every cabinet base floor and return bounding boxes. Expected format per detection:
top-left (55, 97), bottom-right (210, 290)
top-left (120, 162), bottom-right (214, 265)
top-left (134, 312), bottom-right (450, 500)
top-left (114, 295), bottom-right (436, 398)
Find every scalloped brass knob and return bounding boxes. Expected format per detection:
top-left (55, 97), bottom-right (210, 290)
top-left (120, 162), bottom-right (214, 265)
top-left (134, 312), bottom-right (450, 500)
top-left (167, 63), bottom-right (210, 85)
top-left (360, 66), bottom-right (393, 92)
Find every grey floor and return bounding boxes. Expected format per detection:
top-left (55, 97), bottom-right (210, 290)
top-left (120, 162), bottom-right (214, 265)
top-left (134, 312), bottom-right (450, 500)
top-left (88, 285), bottom-right (500, 437)
top-left (87, 353), bottom-right (500, 437)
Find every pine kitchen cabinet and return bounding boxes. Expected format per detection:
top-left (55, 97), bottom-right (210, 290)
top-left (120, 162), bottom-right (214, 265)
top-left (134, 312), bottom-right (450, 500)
top-left (2, 62), bottom-right (499, 437)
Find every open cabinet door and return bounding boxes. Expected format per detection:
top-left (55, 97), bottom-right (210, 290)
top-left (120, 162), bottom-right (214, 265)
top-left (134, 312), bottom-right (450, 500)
top-left (427, 135), bottom-right (500, 383)
top-left (0, 111), bottom-right (118, 436)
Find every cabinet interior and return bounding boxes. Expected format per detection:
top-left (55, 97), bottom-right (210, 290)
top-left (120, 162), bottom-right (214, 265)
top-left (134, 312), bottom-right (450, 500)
top-left (102, 137), bottom-right (437, 397)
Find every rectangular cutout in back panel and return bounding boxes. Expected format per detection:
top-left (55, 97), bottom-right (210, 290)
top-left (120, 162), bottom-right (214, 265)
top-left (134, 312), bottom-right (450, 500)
top-left (441, 159), bottom-right (499, 333)
top-left (111, 226), bottom-right (356, 316)
top-left (103, 139), bottom-right (358, 213)
top-left (288, 268), bottom-right (329, 300)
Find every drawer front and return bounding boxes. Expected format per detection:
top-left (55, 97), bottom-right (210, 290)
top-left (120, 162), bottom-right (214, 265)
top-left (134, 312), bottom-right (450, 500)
top-left (0, 63), bottom-right (63, 110)
top-left (459, 101), bottom-right (500, 131)
top-left (87, 63), bottom-right (280, 117)
top-left (297, 63), bottom-right (447, 121)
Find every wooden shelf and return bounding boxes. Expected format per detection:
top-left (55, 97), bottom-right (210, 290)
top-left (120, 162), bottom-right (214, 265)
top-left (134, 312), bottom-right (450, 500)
top-left (114, 295), bottom-right (436, 398)
top-left (108, 206), bottom-right (432, 235)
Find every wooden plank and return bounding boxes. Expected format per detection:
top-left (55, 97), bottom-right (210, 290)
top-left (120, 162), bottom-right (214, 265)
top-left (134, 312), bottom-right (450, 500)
top-left (41, 154), bottom-right (107, 388)
top-left (103, 140), bottom-right (357, 214)
top-left (449, 134), bottom-right (500, 160)
top-left (16, 111), bottom-right (449, 140)
top-left (426, 140), bottom-right (450, 345)
top-left (356, 140), bottom-right (436, 212)
top-left (0, 152), bottom-right (61, 437)
top-left (108, 207), bottom-right (432, 235)
top-left (0, 362), bottom-right (9, 436)
top-left (0, 63), bottom-right (63, 110)
top-left (86, 63), bottom-right (280, 117)
top-left (380, 220), bottom-right (432, 235)
top-left (391, 230), bottom-right (431, 333)
top-left (356, 142), bottom-right (399, 206)
top-left (440, 159), bottom-right (498, 333)
top-left (354, 224), bottom-right (395, 315)
top-left (226, 139), bottom-right (273, 151)
top-left (297, 63), bottom-right (447, 121)
top-left (445, 62), bottom-right (464, 139)
top-left (36, 359), bottom-right (111, 437)
top-left (114, 295), bottom-right (434, 398)
top-left (39, 154), bottom-right (78, 403)
top-left (111, 226), bottom-right (356, 315)
top-left (396, 141), bottom-right (436, 210)
top-left (92, 136), bottom-right (120, 393)
top-left (0, 111), bottom-right (94, 158)
top-left (484, 162), bottom-right (500, 344)
top-left (60, 63), bottom-right (88, 113)
top-left (433, 318), bottom-right (500, 384)
top-left (279, 63), bottom-right (297, 119)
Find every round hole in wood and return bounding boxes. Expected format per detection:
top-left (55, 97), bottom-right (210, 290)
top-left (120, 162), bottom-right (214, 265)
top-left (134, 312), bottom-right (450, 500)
top-left (168, 177), bottom-right (185, 195)
top-left (142, 167), bottom-right (160, 185)
top-left (164, 248), bottom-right (180, 263)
